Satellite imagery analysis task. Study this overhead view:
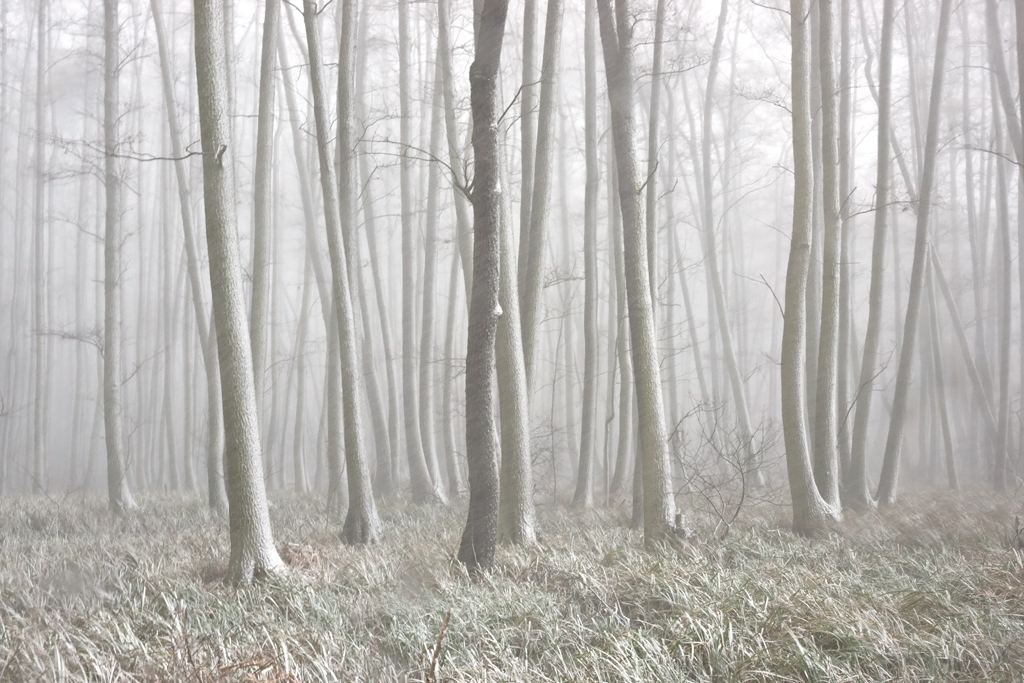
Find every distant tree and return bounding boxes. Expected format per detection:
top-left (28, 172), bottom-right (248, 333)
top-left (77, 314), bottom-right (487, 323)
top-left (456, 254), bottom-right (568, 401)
top-left (302, 0), bottom-right (382, 544)
top-left (151, 0), bottom-right (227, 513)
top-left (458, 0), bottom-right (510, 573)
top-left (811, 0), bottom-right (842, 511)
top-left (193, 0), bottom-right (283, 583)
top-left (846, 0), bottom-right (894, 512)
top-left (571, 0), bottom-right (598, 509)
top-left (519, 0), bottom-right (563, 388)
top-left (248, 0), bottom-right (279, 419)
top-left (102, 0), bottom-right (135, 515)
top-left (875, 0), bottom-right (953, 506)
top-left (398, 0), bottom-right (446, 507)
top-left (699, 0), bottom-right (762, 487)
top-left (32, 0), bottom-right (48, 495)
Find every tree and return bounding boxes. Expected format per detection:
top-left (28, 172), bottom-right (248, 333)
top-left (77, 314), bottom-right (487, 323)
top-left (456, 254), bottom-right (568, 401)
top-left (102, 0), bottom-right (135, 515)
top-left (150, 0), bottom-right (227, 513)
top-left (496, 150), bottom-right (537, 545)
top-left (875, 0), bottom-right (953, 506)
top-left (193, 0), bottom-right (283, 583)
top-left (248, 0), bottom-right (279, 419)
top-left (302, 0), bottom-right (382, 544)
top-left (519, 0), bottom-right (564, 388)
top-left (458, 0), bottom-right (510, 573)
top-left (699, 0), bottom-right (762, 487)
top-left (571, 0), bottom-right (598, 509)
top-left (846, 0), bottom-right (895, 511)
top-left (811, 0), bottom-right (842, 511)
top-left (596, 0), bottom-right (676, 547)
top-left (399, 0), bottom-right (446, 506)
top-left (32, 0), bottom-right (48, 495)
top-left (783, 0), bottom-right (839, 536)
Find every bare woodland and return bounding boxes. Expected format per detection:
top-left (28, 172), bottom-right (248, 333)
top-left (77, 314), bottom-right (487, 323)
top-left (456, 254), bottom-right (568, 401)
top-left (3, 0), bottom-right (1024, 676)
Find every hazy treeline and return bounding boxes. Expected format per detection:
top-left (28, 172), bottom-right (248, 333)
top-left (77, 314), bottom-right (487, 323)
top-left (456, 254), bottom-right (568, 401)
top-left (0, 0), bottom-right (1018, 513)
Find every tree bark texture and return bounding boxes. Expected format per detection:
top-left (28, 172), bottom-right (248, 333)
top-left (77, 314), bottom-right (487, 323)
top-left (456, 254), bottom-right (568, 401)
top-left (458, 0), bottom-right (509, 573)
top-left (193, 0), bottom-right (283, 583)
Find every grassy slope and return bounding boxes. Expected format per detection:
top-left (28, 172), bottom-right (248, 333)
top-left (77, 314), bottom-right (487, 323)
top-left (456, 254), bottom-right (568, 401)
top-left (1, 492), bottom-right (1023, 681)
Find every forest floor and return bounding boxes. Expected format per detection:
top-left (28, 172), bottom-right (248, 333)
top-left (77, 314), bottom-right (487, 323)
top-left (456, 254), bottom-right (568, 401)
top-left (1, 489), bottom-right (1023, 681)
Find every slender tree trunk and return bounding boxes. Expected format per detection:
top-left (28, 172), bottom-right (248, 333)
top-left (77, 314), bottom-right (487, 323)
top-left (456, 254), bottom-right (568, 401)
top-left (519, 0), bottom-right (563, 387)
top-left (302, 0), bottom-right (382, 543)
top-left (811, 0), bottom-right (842, 510)
top-left (355, 248), bottom-right (392, 498)
top-left (419, 53), bottom-right (445, 499)
top-left (32, 0), bottom-right (48, 494)
top-left (399, 0), bottom-right (446, 505)
top-left (993, 125), bottom-right (1012, 492)
top-left (784, 0), bottom-right (837, 536)
top-left (437, 0), bottom-right (473, 297)
top-left (355, 153), bottom-right (401, 494)
top-left (875, 0), bottom-right (953, 506)
top-left (441, 250), bottom-right (465, 497)
top-left (607, 162), bottom-right (632, 500)
top-left (248, 0), bottom-right (279, 418)
top-left (645, 0), bottom-right (666, 321)
top-left (517, 0), bottom-right (537, 294)
top-left (572, 0), bottom-right (598, 508)
top-left (496, 163), bottom-right (537, 544)
top-left (292, 254), bottom-right (312, 493)
top-left (457, 0), bottom-right (510, 573)
top-left (836, 0), bottom-right (853, 491)
top-left (925, 256), bottom-right (958, 490)
top-left (596, 0), bottom-right (676, 546)
top-left (103, 0), bottom-right (135, 514)
top-left (193, 0), bottom-right (283, 583)
top-left (700, 0), bottom-right (762, 486)
top-left (151, 0), bottom-right (227, 511)
top-left (1016, 0), bottom-right (1024, 487)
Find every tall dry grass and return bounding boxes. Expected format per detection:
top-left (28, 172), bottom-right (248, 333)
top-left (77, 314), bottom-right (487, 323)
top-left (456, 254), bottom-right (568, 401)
top-left (1, 491), bottom-right (1022, 681)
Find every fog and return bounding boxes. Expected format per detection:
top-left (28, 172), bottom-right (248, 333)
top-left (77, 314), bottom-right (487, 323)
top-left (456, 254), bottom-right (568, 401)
top-left (0, 0), bottom-right (1016, 509)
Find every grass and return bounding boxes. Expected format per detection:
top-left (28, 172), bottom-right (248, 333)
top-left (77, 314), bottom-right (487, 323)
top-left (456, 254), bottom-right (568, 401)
top-left (1, 490), bottom-right (1023, 681)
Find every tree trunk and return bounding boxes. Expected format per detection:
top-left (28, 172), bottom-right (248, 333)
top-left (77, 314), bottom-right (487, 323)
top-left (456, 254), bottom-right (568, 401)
top-left (848, 0), bottom-right (893, 505)
top-left (519, 0), bottom-right (563, 388)
top-left (437, 0), bottom-right (473, 298)
top-left (441, 250), bottom-right (465, 498)
top-left (700, 0), bottom-right (762, 486)
top-left (874, 0), bottom-right (952, 506)
top-left (32, 0), bottom-right (48, 495)
top-left (517, 0), bottom-right (537, 297)
top-left (596, 0), bottom-right (676, 547)
top-left (302, 0), bottom-right (382, 543)
top-left (248, 0), bottom-right (279, 420)
top-left (193, 0), bottom-right (283, 583)
top-left (496, 163), bottom-right (537, 544)
top-left (103, 0), bottom-right (135, 514)
top-left (151, 0), bottom-right (227, 512)
top-left (925, 257), bottom-right (959, 490)
top-left (399, 0), bottom-right (446, 506)
top-left (811, 0), bottom-right (842, 511)
top-left (419, 52), bottom-right (445, 502)
top-left (572, 0), bottom-right (598, 508)
top-left (644, 0), bottom-right (666, 322)
top-left (457, 0), bottom-right (510, 573)
top-left (292, 255), bottom-right (312, 493)
top-left (783, 0), bottom-right (837, 536)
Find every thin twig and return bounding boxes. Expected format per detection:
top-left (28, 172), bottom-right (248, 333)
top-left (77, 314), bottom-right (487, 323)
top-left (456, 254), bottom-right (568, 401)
top-left (426, 610), bottom-right (452, 683)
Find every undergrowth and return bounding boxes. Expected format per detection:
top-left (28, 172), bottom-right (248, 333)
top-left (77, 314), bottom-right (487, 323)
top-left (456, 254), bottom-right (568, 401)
top-left (1, 491), bottom-right (1023, 681)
